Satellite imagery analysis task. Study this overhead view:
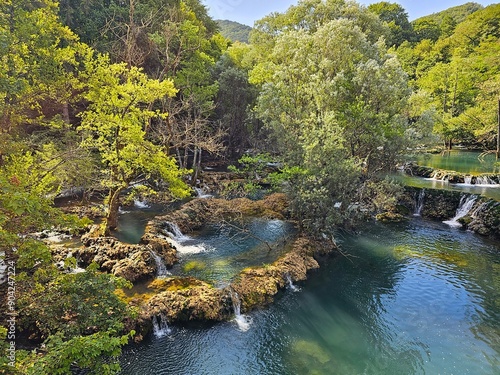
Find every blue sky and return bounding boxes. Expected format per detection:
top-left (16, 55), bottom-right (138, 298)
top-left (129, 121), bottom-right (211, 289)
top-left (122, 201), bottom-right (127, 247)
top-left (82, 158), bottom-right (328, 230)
top-left (201, 0), bottom-right (498, 26)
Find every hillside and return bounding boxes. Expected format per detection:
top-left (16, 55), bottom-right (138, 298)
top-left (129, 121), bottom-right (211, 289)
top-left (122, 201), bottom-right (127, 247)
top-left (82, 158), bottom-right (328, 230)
top-left (216, 19), bottom-right (252, 43)
top-left (412, 2), bottom-right (483, 26)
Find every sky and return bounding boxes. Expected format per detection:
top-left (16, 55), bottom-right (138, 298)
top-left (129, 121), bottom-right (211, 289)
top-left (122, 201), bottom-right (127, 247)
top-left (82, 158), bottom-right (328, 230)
top-left (201, 0), bottom-right (498, 26)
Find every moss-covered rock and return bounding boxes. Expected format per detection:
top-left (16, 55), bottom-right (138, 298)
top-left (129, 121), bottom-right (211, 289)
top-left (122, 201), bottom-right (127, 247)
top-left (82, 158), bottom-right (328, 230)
top-left (230, 237), bottom-right (332, 312)
top-left (75, 227), bottom-right (177, 282)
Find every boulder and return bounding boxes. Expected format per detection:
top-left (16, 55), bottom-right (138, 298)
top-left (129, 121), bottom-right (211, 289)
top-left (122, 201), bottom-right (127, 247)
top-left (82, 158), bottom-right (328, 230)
top-left (75, 227), bottom-right (178, 282)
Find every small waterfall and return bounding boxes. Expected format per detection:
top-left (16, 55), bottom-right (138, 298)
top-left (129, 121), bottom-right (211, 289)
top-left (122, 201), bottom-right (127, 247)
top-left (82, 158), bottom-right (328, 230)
top-left (231, 291), bottom-right (252, 332)
top-left (285, 273), bottom-right (300, 292)
top-left (443, 195), bottom-right (478, 227)
top-left (475, 176), bottom-right (498, 186)
top-left (152, 314), bottom-right (171, 338)
top-left (134, 199), bottom-right (150, 208)
top-left (164, 222), bottom-right (192, 242)
top-left (464, 175), bottom-right (472, 185)
top-left (150, 251), bottom-right (169, 277)
top-left (414, 189), bottom-right (425, 216)
top-left (163, 222), bottom-right (207, 254)
top-left (470, 201), bottom-right (489, 219)
top-left (195, 187), bottom-right (213, 199)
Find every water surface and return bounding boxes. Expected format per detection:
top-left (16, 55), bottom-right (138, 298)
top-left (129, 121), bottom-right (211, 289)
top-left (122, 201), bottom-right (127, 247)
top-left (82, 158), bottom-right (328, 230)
top-left (120, 219), bottom-right (500, 374)
top-left (410, 150), bottom-right (499, 174)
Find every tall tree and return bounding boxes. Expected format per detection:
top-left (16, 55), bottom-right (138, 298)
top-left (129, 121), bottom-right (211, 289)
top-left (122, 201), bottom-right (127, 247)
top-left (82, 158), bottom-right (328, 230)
top-left (367, 2), bottom-right (415, 46)
top-left (252, 10), bottom-right (409, 235)
top-left (79, 55), bottom-right (190, 234)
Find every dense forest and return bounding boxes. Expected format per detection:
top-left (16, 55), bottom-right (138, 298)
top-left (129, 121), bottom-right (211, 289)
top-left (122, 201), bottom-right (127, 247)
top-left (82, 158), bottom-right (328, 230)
top-left (1, 0), bottom-right (499, 373)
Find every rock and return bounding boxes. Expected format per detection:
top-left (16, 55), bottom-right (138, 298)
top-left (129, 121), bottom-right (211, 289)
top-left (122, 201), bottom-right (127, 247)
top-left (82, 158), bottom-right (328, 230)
top-left (75, 232), bottom-right (177, 282)
top-left (230, 237), bottom-right (331, 312)
top-left (376, 211), bottom-right (407, 222)
top-left (143, 193), bottom-right (290, 238)
top-left (144, 278), bottom-right (231, 322)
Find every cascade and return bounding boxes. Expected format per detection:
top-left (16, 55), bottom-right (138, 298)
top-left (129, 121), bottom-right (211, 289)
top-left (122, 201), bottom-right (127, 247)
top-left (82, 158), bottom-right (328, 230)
top-left (285, 273), bottom-right (300, 292)
top-left (475, 176), bottom-right (498, 186)
top-left (414, 189), bottom-right (425, 216)
top-left (195, 187), bottom-right (213, 199)
top-left (152, 313), bottom-right (171, 338)
top-left (163, 222), bottom-right (207, 254)
top-left (150, 251), bottom-right (169, 277)
top-left (134, 199), bottom-right (150, 209)
top-left (464, 176), bottom-right (472, 185)
top-left (231, 290), bottom-right (252, 332)
top-left (470, 201), bottom-right (488, 219)
top-left (164, 222), bottom-right (192, 242)
top-left (443, 195), bottom-right (478, 227)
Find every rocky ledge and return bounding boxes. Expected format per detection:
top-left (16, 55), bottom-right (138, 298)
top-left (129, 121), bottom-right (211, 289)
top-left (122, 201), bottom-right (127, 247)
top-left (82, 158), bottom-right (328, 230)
top-left (73, 227), bottom-right (178, 283)
top-left (403, 187), bottom-right (500, 238)
top-left (403, 162), bottom-right (500, 185)
top-left (133, 235), bottom-right (335, 337)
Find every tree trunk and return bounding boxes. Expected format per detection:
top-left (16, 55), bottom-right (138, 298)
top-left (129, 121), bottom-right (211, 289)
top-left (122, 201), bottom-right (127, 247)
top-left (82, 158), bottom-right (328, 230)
top-left (105, 186), bottom-right (126, 235)
top-left (62, 102), bottom-right (70, 124)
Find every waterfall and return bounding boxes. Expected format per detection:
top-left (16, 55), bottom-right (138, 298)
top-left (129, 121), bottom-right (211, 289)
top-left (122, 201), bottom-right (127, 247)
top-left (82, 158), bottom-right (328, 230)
top-left (195, 187), bottom-right (213, 199)
top-left (231, 291), bottom-right (252, 332)
top-left (414, 189), bottom-right (425, 216)
top-left (464, 175), bottom-right (472, 185)
top-left (443, 195), bottom-right (478, 227)
top-left (470, 201), bottom-right (490, 219)
top-left (152, 314), bottom-right (171, 338)
top-left (134, 199), bottom-right (150, 208)
top-left (285, 273), bottom-right (300, 292)
top-left (150, 251), bottom-right (169, 277)
top-left (163, 222), bottom-right (207, 254)
top-left (475, 176), bottom-right (498, 186)
top-left (164, 222), bottom-right (192, 242)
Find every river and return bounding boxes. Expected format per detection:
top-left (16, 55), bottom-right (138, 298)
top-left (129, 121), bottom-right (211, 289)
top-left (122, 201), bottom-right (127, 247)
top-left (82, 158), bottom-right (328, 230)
top-left (119, 218), bottom-right (500, 374)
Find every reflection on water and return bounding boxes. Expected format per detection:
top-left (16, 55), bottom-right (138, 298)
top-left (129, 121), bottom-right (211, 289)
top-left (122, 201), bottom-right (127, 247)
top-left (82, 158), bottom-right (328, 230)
top-left (410, 150), bottom-right (499, 174)
top-left (120, 219), bottom-right (500, 375)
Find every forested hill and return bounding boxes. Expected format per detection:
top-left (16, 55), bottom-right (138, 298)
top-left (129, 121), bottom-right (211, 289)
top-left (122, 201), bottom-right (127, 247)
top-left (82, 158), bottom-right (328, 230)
top-left (413, 2), bottom-right (483, 24)
top-left (411, 2), bottom-right (484, 41)
top-left (216, 19), bottom-right (252, 43)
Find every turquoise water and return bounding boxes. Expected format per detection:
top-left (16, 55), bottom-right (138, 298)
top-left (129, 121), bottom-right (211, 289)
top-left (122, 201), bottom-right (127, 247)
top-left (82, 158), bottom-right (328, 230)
top-left (168, 219), bottom-right (296, 286)
top-left (120, 219), bottom-right (500, 374)
top-left (411, 151), bottom-right (499, 174)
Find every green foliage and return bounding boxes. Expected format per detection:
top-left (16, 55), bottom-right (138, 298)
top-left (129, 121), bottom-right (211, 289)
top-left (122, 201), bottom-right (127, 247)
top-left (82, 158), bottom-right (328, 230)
top-left (249, 1), bottom-right (410, 235)
top-left (17, 264), bottom-right (132, 340)
top-left (411, 2), bottom-right (483, 42)
top-left (367, 2), bottom-right (415, 46)
top-left (20, 330), bottom-right (133, 375)
top-left (361, 177), bottom-right (405, 213)
top-left (78, 54), bottom-right (190, 231)
top-left (395, 4), bottom-right (500, 149)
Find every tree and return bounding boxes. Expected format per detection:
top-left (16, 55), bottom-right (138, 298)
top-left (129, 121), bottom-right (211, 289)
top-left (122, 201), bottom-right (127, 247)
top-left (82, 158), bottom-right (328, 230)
top-left (252, 16), bottom-right (409, 235)
top-left (79, 55), bottom-right (190, 234)
top-left (368, 2), bottom-right (415, 46)
top-left (213, 51), bottom-right (258, 158)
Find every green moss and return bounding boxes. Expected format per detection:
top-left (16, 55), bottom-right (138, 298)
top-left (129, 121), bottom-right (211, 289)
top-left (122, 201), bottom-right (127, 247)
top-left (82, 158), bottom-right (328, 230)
top-left (183, 260), bottom-right (207, 272)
